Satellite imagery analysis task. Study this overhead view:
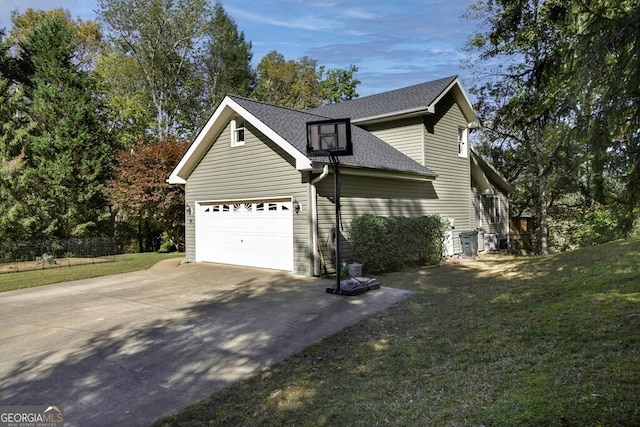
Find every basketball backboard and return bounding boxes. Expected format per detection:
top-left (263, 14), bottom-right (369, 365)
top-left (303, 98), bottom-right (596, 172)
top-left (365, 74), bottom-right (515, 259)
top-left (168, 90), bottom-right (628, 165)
top-left (306, 118), bottom-right (352, 157)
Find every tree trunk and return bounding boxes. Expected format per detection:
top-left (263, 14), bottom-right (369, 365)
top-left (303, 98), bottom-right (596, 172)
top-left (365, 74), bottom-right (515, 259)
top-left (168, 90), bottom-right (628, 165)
top-left (535, 121), bottom-right (550, 255)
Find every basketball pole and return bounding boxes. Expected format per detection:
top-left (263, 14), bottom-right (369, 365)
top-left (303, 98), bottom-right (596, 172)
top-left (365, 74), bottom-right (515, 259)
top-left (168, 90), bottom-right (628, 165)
top-left (331, 154), bottom-right (341, 291)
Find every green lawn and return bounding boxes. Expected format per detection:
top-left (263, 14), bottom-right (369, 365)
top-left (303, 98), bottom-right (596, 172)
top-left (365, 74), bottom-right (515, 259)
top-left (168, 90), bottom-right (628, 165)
top-left (153, 239), bottom-right (640, 426)
top-left (0, 252), bottom-right (184, 292)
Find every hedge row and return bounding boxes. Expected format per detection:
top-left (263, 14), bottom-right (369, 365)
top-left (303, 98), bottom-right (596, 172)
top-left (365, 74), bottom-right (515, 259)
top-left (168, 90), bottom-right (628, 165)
top-left (350, 214), bottom-right (446, 274)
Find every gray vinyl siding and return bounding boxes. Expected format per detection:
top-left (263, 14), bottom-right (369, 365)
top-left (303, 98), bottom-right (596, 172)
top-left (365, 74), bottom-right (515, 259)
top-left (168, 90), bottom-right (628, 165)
top-left (360, 93), bottom-right (474, 254)
top-left (315, 173), bottom-right (438, 271)
top-left (184, 119), bottom-right (313, 275)
top-left (366, 117), bottom-right (425, 165)
top-left (421, 94), bottom-right (474, 253)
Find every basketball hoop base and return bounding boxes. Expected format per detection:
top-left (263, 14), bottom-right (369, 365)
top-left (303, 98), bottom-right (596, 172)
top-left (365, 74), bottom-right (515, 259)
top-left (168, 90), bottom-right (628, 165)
top-left (325, 285), bottom-right (369, 296)
top-left (325, 278), bottom-right (381, 296)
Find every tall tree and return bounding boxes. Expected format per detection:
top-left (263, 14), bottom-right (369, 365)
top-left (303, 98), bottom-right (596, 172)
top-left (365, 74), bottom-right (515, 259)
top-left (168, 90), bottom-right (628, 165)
top-left (563, 0), bottom-right (640, 236)
top-left (5, 15), bottom-right (115, 239)
top-left (9, 8), bottom-right (103, 70)
top-left (252, 51), bottom-right (322, 109)
top-left (466, 0), bottom-right (569, 254)
top-left (94, 49), bottom-right (155, 147)
top-left (97, 0), bottom-right (213, 140)
top-left (320, 64), bottom-right (360, 104)
top-left (468, 0), bottom-right (640, 249)
top-left (203, 2), bottom-right (255, 108)
top-left (252, 51), bottom-right (360, 109)
top-left (0, 29), bottom-right (33, 240)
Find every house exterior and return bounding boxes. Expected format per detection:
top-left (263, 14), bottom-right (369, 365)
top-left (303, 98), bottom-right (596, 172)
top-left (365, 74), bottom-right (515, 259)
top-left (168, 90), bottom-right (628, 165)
top-left (168, 76), bottom-right (513, 276)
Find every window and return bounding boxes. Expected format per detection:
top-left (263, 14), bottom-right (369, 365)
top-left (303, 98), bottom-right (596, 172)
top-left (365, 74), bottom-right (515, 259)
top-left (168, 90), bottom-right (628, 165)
top-left (483, 195), bottom-right (500, 224)
top-left (231, 119), bottom-right (246, 147)
top-left (458, 127), bottom-right (468, 157)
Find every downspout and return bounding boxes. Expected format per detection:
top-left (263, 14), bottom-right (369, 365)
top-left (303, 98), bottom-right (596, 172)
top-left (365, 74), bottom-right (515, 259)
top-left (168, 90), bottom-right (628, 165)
top-left (310, 165), bottom-right (330, 276)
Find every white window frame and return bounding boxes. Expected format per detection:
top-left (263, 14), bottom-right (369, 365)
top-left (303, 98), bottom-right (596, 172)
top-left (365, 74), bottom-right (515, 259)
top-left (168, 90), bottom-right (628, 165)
top-left (483, 195), bottom-right (501, 224)
top-left (230, 119), bottom-right (246, 147)
top-left (458, 127), bottom-right (468, 158)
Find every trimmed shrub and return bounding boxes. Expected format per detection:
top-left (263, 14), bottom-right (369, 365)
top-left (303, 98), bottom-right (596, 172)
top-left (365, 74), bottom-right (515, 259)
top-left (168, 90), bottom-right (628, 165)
top-left (350, 214), bottom-right (446, 274)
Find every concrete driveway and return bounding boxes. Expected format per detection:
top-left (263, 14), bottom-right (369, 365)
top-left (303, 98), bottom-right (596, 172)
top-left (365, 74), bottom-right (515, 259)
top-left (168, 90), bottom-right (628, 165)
top-left (0, 259), bottom-right (412, 426)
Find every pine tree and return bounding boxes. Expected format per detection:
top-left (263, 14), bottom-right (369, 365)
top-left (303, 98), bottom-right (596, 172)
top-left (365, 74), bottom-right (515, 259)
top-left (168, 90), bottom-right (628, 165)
top-left (12, 15), bottom-right (116, 239)
top-left (0, 29), bottom-right (33, 241)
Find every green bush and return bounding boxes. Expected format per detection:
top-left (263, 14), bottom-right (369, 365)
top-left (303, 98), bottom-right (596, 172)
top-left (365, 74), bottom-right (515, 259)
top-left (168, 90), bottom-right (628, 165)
top-left (350, 214), bottom-right (445, 274)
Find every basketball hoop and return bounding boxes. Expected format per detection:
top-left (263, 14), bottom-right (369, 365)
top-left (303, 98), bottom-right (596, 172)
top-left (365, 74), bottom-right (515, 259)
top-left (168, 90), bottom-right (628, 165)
top-left (307, 119), bottom-right (362, 295)
top-left (306, 118), bottom-right (352, 157)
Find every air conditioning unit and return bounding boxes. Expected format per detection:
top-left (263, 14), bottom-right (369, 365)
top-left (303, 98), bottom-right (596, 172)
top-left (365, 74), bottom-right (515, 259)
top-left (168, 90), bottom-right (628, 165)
top-left (484, 233), bottom-right (498, 252)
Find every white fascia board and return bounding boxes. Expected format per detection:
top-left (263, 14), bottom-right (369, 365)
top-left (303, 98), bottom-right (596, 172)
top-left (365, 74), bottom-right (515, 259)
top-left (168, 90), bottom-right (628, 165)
top-left (432, 77), bottom-right (479, 127)
top-left (470, 146), bottom-right (515, 194)
top-left (471, 152), bottom-right (493, 195)
top-left (352, 106), bottom-right (433, 126)
top-left (352, 77), bottom-right (478, 127)
top-left (168, 96), bottom-right (312, 184)
top-left (168, 97), bottom-right (234, 184)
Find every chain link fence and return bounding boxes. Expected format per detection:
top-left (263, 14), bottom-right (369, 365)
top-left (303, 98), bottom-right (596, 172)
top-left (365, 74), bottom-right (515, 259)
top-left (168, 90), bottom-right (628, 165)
top-left (0, 237), bottom-right (119, 274)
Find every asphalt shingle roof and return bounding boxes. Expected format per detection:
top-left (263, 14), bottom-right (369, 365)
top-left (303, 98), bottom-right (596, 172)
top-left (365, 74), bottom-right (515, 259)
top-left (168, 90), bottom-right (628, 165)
top-left (306, 76), bottom-right (458, 121)
top-left (229, 95), bottom-right (436, 177)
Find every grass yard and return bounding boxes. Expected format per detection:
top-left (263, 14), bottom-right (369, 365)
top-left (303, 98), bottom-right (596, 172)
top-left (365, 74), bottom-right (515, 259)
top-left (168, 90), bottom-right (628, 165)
top-left (0, 252), bottom-right (184, 292)
top-left (153, 238), bottom-right (640, 427)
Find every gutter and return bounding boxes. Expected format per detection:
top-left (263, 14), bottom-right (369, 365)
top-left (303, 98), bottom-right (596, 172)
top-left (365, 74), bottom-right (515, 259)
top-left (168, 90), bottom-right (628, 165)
top-left (310, 165), bottom-right (330, 276)
top-left (340, 166), bottom-right (436, 181)
top-left (351, 106), bottom-right (433, 126)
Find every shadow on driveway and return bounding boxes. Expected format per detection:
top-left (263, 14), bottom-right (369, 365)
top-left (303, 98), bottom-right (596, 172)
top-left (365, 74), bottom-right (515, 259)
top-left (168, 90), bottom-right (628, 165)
top-left (0, 260), bottom-right (412, 426)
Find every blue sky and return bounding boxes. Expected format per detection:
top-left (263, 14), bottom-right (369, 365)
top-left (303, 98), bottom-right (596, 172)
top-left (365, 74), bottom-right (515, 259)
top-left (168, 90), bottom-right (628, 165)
top-left (0, 0), bottom-right (477, 97)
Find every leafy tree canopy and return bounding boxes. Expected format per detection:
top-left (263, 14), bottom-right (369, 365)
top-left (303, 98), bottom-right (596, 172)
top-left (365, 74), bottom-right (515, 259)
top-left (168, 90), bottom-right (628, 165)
top-left (9, 8), bottom-right (103, 69)
top-left (252, 51), bottom-right (359, 109)
top-left (466, 0), bottom-right (640, 250)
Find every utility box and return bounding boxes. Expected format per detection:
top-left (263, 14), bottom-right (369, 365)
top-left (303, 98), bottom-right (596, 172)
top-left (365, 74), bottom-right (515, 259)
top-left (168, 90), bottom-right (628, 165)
top-left (484, 233), bottom-right (498, 252)
top-left (459, 231), bottom-right (479, 257)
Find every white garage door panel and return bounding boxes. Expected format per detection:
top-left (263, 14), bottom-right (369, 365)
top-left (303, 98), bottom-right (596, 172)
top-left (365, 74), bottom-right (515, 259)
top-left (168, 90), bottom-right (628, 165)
top-left (196, 200), bottom-right (293, 271)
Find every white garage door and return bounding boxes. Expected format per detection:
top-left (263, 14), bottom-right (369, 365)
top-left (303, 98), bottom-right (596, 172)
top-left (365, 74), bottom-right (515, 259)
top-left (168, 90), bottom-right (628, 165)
top-left (196, 199), bottom-right (294, 271)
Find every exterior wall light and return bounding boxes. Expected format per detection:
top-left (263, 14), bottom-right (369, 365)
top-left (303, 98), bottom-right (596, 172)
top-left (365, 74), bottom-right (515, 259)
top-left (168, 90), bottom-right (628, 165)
top-left (293, 199), bottom-right (301, 214)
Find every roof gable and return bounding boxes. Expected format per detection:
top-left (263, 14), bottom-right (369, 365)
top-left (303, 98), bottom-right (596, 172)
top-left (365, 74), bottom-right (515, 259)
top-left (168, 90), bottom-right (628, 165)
top-left (307, 76), bottom-right (478, 127)
top-left (168, 96), bottom-right (315, 184)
